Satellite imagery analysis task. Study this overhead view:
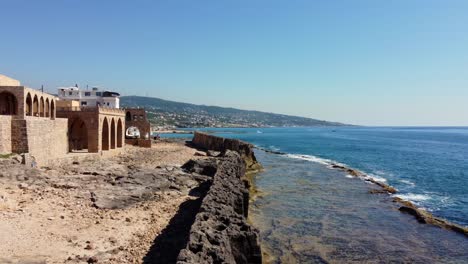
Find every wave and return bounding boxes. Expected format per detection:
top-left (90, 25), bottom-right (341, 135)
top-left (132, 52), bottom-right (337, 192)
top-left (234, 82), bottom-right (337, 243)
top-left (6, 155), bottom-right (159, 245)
top-left (285, 154), bottom-right (337, 166)
top-left (394, 193), bottom-right (431, 202)
top-left (399, 179), bottom-right (416, 187)
top-left (284, 154), bottom-right (389, 185)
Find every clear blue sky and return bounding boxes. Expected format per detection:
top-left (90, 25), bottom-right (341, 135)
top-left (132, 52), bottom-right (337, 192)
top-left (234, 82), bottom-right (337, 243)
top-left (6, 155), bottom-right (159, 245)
top-left (1, 0), bottom-right (467, 126)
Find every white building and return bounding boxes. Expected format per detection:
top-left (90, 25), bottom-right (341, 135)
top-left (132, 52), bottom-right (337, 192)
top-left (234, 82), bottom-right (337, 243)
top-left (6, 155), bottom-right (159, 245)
top-left (58, 86), bottom-right (120, 108)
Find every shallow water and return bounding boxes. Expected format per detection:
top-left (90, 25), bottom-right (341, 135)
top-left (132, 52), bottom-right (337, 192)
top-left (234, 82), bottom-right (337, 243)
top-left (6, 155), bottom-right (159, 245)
top-left (164, 127), bottom-right (468, 262)
top-left (251, 151), bottom-right (468, 263)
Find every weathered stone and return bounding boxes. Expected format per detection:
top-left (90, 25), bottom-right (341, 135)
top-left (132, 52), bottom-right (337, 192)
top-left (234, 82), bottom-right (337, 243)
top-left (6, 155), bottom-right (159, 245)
top-left (177, 151), bottom-right (262, 264)
top-left (206, 150), bottom-right (221, 157)
top-left (181, 159), bottom-right (218, 177)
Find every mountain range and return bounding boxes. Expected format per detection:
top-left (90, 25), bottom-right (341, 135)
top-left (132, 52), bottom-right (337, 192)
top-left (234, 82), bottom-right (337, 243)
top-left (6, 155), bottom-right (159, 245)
top-left (120, 96), bottom-right (346, 128)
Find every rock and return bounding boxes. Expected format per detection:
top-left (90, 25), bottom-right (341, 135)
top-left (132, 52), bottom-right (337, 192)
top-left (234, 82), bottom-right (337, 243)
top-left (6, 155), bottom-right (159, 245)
top-left (177, 151), bottom-right (262, 264)
top-left (18, 183), bottom-right (29, 190)
top-left (84, 243), bottom-right (94, 250)
top-left (87, 256), bottom-right (98, 263)
top-left (369, 189), bottom-right (387, 194)
top-left (181, 159), bottom-right (218, 177)
top-left (109, 237), bottom-right (117, 244)
top-left (194, 151), bottom-right (207, 157)
top-left (125, 217), bottom-right (131, 222)
top-left (207, 150), bottom-right (222, 157)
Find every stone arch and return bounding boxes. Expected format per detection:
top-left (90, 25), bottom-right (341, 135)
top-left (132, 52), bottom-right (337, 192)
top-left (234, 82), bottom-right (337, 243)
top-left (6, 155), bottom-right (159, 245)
top-left (39, 97), bottom-right (45, 117)
top-left (25, 93), bottom-right (32, 116)
top-left (45, 98), bottom-right (50, 117)
top-left (117, 118), bottom-right (123, 148)
top-left (50, 100), bottom-right (55, 119)
top-left (126, 126), bottom-right (141, 139)
top-left (33, 95), bottom-right (39, 117)
top-left (0, 91), bottom-right (18, 115)
top-left (125, 111), bottom-right (132, 122)
top-left (111, 118), bottom-right (116, 149)
top-left (102, 117), bottom-right (109, 151)
top-left (69, 118), bottom-right (88, 152)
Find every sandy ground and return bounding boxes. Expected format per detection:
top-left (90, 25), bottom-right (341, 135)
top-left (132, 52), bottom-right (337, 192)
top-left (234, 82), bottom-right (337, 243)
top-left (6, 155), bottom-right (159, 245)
top-left (0, 140), bottom-right (207, 264)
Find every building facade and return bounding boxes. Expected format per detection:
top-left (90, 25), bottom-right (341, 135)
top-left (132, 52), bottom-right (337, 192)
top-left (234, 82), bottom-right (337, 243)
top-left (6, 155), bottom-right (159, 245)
top-left (58, 86), bottom-right (120, 108)
top-left (0, 74), bottom-right (67, 163)
top-left (0, 74), bottom-right (128, 164)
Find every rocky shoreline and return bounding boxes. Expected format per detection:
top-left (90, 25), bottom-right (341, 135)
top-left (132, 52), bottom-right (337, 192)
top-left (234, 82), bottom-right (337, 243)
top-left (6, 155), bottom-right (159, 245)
top-left (257, 147), bottom-right (468, 238)
top-left (177, 132), bottom-right (263, 263)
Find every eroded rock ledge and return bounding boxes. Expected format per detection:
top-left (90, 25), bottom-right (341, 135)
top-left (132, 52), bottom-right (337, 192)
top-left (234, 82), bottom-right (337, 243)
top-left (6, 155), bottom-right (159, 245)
top-left (191, 132), bottom-right (262, 172)
top-left (176, 133), bottom-right (262, 264)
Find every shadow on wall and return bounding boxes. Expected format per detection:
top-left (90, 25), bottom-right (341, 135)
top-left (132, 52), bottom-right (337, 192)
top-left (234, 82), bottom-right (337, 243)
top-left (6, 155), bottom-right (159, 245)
top-left (142, 181), bottom-right (211, 264)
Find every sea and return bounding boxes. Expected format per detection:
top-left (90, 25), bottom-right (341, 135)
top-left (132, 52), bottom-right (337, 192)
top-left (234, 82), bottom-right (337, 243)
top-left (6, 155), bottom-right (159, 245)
top-left (162, 127), bottom-right (468, 263)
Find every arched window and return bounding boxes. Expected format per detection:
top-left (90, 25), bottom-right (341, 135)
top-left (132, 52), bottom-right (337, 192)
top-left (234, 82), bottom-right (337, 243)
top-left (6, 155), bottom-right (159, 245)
top-left (110, 118), bottom-right (116, 149)
top-left (0, 92), bottom-right (18, 115)
top-left (126, 126), bottom-right (141, 139)
top-left (33, 95), bottom-right (39, 117)
top-left (50, 100), bottom-right (55, 119)
top-left (45, 99), bottom-right (50, 117)
top-left (69, 118), bottom-right (88, 152)
top-left (125, 111), bottom-right (131, 122)
top-left (102, 117), bottom-right (109, 151)
top-left (117, 118), bottom-right (123, 148)
top-left (39, 97), bottom-right (45, 117)
top-left (25, 93), bottom-right (32, 116)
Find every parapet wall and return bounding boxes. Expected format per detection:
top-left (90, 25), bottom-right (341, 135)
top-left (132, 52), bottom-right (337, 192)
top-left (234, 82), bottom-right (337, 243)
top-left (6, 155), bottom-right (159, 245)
top-left (192, 132), bottom-right (261, 171)
top-left (177, 151), bottom-right (262, 264)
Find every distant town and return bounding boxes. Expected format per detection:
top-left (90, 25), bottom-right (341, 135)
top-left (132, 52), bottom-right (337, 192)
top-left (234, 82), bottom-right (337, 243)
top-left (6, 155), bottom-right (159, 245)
top-left (120, 96), bottom-right (345, 129)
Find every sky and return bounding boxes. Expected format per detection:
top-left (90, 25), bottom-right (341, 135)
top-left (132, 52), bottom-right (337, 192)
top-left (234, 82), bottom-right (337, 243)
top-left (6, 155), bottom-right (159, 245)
top-left (1, 0), bottom-right (467, 126)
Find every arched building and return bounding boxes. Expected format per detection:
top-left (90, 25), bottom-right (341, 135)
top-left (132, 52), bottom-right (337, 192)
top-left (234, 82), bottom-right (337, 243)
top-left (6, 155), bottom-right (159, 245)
top-left (0, 74), bottom-right (65, 162)
top-left (1, 73), bottom-right (127, 164)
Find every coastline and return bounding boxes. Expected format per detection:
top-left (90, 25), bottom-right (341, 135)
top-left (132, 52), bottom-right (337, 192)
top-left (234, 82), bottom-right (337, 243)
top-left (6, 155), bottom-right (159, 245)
top-left (177, 132), bottom-right (263, 263)
top-left (256, 147), bottom-right (468, 237)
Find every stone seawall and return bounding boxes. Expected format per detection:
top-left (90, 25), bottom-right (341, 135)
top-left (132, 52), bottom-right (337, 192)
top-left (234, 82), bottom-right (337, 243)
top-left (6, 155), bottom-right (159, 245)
top-left (192, 132), bottom-right (261, 171)
top-left (177, 151), bottom-right (262, 264)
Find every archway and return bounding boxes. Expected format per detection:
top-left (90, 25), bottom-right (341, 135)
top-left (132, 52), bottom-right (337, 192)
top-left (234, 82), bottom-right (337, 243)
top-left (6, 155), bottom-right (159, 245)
top-left (117, 119), bottom-right (123, 148)
top-left (125, 111), bottom-right (131, 122)
top-left (0, 92), bottom-right (18, 115)
top-left (110, 118), bottom-right (116, 149)
top-left (126, 126), bottom-right (141, 139)
top-left (45, 99), bottom-right (50, 117)
top-left (39, 97), bottom-right (45, 117)
top-left (50, 100), bottom-right (55, 119)
top-left (102, 117), bottom-right (109, 151)
top-left (33, 95), bottom-right (39, 116)
top-left (69, 118), bottom-right (88, 152)
top-left (26, 93), bottom-right (32, 116)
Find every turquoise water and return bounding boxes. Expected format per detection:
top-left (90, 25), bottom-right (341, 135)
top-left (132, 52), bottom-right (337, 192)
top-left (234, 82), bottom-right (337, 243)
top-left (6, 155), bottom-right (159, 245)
top-left (165, 127), bottom-right (468, 262)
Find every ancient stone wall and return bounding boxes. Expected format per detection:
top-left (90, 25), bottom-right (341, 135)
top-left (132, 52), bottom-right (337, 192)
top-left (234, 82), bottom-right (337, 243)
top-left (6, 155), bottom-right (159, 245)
top-left (192, 132), bottom-right (261, 170)
top-left (177, 151), bottom-right (262, 264)
top-left (125, 138), bottom-right (152, 148)
top-left (0, 116), bottom-right (12, 153)
top-left (20, 117), bottom-right (68, 164)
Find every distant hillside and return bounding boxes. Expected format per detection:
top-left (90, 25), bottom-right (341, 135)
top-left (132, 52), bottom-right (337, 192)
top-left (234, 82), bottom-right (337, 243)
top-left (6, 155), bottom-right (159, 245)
top-left (120, 96), bottom-right (347, 128)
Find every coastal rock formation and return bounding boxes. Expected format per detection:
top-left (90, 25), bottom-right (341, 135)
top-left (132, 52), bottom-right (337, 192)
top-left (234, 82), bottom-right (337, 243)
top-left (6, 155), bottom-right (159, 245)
top-left (191, 132), bottom-right (262, 172)
top-left (177, 151), bottom-right (262, 264)
top-left (394, 198), bottom-right (468, 237)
